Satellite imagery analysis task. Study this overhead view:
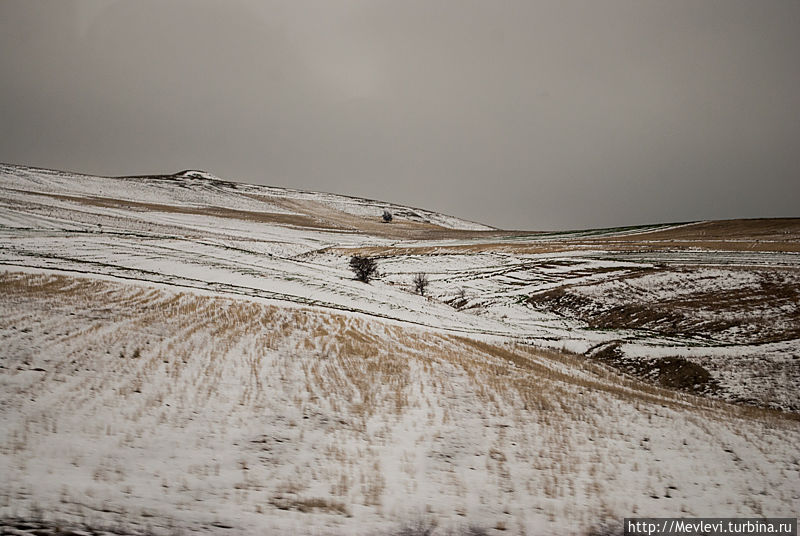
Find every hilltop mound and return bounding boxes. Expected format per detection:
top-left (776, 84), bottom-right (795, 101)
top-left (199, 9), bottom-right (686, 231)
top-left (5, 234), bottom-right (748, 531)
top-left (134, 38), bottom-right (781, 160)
top-left (0, 163), bottom-right (496, 239)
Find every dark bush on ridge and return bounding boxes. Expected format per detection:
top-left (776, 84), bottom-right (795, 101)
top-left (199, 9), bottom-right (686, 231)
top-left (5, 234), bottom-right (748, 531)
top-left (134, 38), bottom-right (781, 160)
top-left (350, 255), bottom-right (379, 283)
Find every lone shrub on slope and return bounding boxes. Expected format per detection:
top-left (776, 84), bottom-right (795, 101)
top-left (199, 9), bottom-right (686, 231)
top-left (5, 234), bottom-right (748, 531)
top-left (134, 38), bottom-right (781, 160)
top-left (413, 273), bottom-right (429, 296)
top-left (350, 255), bottom-right (378, 283)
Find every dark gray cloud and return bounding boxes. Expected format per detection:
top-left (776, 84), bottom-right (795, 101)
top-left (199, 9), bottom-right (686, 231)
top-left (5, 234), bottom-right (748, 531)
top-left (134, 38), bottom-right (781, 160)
top-left (2, 0), bottom-right (799, 230)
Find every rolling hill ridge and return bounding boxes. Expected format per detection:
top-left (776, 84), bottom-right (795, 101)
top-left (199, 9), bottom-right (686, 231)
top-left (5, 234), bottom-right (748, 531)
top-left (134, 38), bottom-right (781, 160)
top-left (1, 163), bottom-right (798, 535)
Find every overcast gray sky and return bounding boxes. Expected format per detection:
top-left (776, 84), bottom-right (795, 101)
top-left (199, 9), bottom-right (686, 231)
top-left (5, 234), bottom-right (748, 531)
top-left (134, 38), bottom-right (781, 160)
top-left (1, 1), bottom-right (798, 230)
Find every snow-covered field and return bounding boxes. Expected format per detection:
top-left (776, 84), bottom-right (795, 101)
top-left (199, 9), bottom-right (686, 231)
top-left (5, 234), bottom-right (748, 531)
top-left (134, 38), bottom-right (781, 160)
top-left (1, 164), bottom-right (799, 535)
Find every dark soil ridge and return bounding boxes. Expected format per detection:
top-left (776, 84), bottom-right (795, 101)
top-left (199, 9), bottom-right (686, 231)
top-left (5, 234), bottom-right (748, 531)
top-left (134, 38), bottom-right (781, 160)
top-left (589, 343), bottom-right (720, 396)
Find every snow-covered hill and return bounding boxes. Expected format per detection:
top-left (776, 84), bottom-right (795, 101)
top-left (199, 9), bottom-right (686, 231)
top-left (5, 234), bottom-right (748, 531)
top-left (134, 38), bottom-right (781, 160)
top-left (4, 163), bottom-right (797, 409)
top-left (1, 164), bottom-right (799, 535)
top-left (0, 163), bottom-right (495, 233)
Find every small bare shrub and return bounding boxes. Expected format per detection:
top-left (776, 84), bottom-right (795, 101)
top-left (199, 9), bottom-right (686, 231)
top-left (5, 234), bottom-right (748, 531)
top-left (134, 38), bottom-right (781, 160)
top-left (413, 273), bottom-right (429, 296)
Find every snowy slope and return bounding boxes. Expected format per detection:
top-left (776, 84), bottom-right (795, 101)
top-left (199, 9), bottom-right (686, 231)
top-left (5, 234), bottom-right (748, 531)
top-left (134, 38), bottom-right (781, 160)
top-left (0, 163), bottom-right (494, 231)
top-left (2, 272), bottom-right (798, 536)
top-left (1, 163), bottom-right (799, 535)
top-left (2, 163), bottom-right (799, 408)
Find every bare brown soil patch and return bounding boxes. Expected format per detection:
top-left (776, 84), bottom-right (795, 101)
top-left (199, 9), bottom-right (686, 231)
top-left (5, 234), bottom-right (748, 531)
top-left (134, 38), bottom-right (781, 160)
top-left (334, 242), bottom-right (570, 257)
top-left (249, 194), bottom-right (524, 240)
top-left (22, 191), bottom-right (325, 228)
top-left (587, 239), bottom-right (800, 253)
top-left (20, 188), bottom-right (515, 240)
top-left (589, 218), bottom-right (800, 251)
top-left (528, 267), bottom-right (800, 345)
top-left (339, 219), bottom-right (800, 256)
top-left (592, 344), bottom-right (719, 395)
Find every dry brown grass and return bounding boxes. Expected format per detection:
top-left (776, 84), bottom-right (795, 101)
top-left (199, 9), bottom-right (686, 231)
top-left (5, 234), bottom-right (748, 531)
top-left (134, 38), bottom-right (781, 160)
top-left (268, 494), bottom-right (350, 516)
top-left (0, 271), bottom-right (108, 297)
top-left (5, 269), bottom-right (793, 426)
top-left (3, 269), bottom-right (798, 533)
